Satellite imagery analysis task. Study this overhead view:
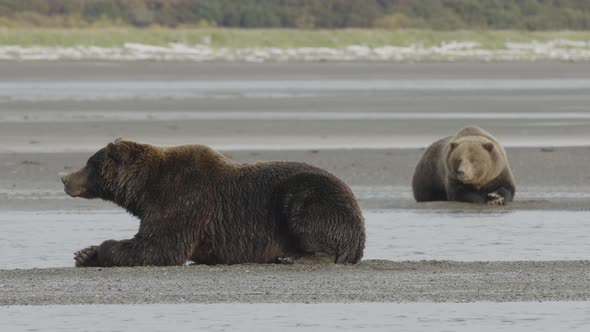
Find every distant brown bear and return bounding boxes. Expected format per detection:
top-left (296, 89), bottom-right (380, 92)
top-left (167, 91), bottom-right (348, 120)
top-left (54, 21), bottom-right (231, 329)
top-left (62, 139), bottom-right (365, 267)
top-left (412, 126), bottom-right (515, 205)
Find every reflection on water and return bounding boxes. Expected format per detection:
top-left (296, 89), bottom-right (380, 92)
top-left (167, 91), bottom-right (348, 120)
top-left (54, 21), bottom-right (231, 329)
top-left (1, 302), bottom-right (589, 332)
top-left (0, 209), bottom-right (589, 269)
top-left (365, 210), bottom-right (590, 261)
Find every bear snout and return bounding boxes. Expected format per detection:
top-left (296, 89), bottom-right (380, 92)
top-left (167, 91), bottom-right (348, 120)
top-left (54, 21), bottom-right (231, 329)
top-left (456, 164), bottom-right (474, 183)
top-left (62, 169), bottom-right (90, 198)
top-left (456, 165), bottom-right (467, 178)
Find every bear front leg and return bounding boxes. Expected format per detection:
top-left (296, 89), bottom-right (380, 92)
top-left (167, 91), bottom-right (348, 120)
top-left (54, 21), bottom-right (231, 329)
top-left (74, 235), bottom-right (191, 267)
top-left (446, 183), bottom-right (488, 204)
top-left (74, 245), bottom-right (99, 267)
top-left (74, 240), bottom-right (127, 267)
top-left (453, 191), bottom-right (488, 204)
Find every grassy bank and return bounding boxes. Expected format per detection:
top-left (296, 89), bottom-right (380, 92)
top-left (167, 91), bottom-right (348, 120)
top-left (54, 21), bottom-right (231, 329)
top-left (1, 28), bottom-right (590, 49)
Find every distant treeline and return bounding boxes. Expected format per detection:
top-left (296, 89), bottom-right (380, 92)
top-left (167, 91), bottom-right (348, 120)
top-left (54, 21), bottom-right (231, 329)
top-left (1, 0), bottom-right (590, 30)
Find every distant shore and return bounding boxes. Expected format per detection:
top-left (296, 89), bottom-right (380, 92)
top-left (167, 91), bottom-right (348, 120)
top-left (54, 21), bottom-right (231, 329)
top-left (1, 29), bottom-right (590, 61)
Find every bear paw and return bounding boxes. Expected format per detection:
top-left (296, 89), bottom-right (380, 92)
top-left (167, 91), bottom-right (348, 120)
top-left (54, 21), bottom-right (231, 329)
top-left (487, 193), bottom-right (505, 206)
top-left (74, 245), bottom-right (99, 267)
top-left (275, 256), bottom-right (295, 265)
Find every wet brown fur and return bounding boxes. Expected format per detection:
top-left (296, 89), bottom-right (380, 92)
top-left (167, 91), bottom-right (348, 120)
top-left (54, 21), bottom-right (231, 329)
top-left (412, 126), bottom-right (516, 204)
top-left (63, 139), bottom-right (366, 267)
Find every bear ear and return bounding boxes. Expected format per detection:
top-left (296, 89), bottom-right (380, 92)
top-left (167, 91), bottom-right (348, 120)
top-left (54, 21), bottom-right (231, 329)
top-left (107, 140), bottom-right (142, 163)
top-left (449, 142), bottom-right (459, 150)
top-left (483, 142), bottom-right (494, 152)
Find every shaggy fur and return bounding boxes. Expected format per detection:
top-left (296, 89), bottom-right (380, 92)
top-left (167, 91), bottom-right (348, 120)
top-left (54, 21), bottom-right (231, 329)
top-left (62, 139), bottom-right (366, 267)
top-left (412, 126), bottom-right (516, 205)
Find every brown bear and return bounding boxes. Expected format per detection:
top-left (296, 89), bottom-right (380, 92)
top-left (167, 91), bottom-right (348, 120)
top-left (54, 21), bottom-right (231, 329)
top-left (412, 126), bottom-right (515, 205)
top-left (62, 139), bottom-right (366, 267)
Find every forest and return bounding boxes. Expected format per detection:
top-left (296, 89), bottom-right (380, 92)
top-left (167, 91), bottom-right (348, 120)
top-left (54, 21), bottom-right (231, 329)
top-left (1, 0), bottom-right (590, 30)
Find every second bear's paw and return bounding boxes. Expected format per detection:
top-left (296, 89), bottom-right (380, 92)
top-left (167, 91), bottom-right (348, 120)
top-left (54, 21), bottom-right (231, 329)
top-left (74, 245), bottom-right (99, 267)
top-left (487, 193), bottom-right (505, 206)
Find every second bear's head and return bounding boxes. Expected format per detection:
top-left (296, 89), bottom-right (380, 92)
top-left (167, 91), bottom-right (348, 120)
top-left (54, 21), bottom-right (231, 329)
top-left (446, 137), bottom-right (503, 186)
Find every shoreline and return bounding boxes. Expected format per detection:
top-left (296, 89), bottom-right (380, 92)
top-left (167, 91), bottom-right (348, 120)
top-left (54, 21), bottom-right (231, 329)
top-left (0, 28), bottom-right (590, 63)
top-left (1, 39), bottom-right (590, 62)
top-left (1, 29), bottom-right (590, 62)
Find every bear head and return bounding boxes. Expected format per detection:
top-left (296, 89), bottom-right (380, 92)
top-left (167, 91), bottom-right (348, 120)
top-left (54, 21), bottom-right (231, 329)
top-left (446, 137), bottom-right (502, 186)
top-left (62, 139), bottom-right (153, 210)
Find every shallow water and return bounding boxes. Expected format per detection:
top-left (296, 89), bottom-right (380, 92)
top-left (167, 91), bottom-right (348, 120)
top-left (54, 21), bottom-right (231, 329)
top-left (4, 110), bottom-right (590, 123)
top-left (1, 302), bottom-right (589, 332)
top-left (2, 63), bottom-right (590, 152)
top-left (365, 210), bottom-right (590, 261)
top-left (3, 79), bottom-right (590, 102)
top-left (1, 209), bottom-right (589, 269)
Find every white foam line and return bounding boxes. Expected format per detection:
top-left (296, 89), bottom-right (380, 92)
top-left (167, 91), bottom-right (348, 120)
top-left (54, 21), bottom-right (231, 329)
top-left (2, 111), bottom-right (590, 122)
top-left (1, 39), bottom-right (590, 62)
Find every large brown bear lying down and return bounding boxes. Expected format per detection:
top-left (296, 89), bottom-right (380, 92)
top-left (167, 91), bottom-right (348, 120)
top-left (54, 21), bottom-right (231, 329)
top-left (62, 139), bottom-right (365, 267)
top-left (412, 126), bottom-right (515, 205)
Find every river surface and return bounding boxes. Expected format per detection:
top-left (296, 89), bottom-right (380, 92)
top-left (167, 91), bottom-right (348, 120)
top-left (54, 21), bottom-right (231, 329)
top-left (1, 62), bottom-right (590, 151)
top-left (0, 209), bottom-right (588, 269)
top-left (1, 302), bottom-right (589, 332)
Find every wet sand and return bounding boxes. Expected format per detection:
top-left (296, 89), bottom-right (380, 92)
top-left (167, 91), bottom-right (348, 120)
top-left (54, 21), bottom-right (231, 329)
top-left (2, 62), bottom-right (590, 153)
top-left (1, 62), bottom-right (589, 308)
top-left (1, 147), bottom-right (589, 211)
top-left (1, 261), bottom-right (589, 305)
